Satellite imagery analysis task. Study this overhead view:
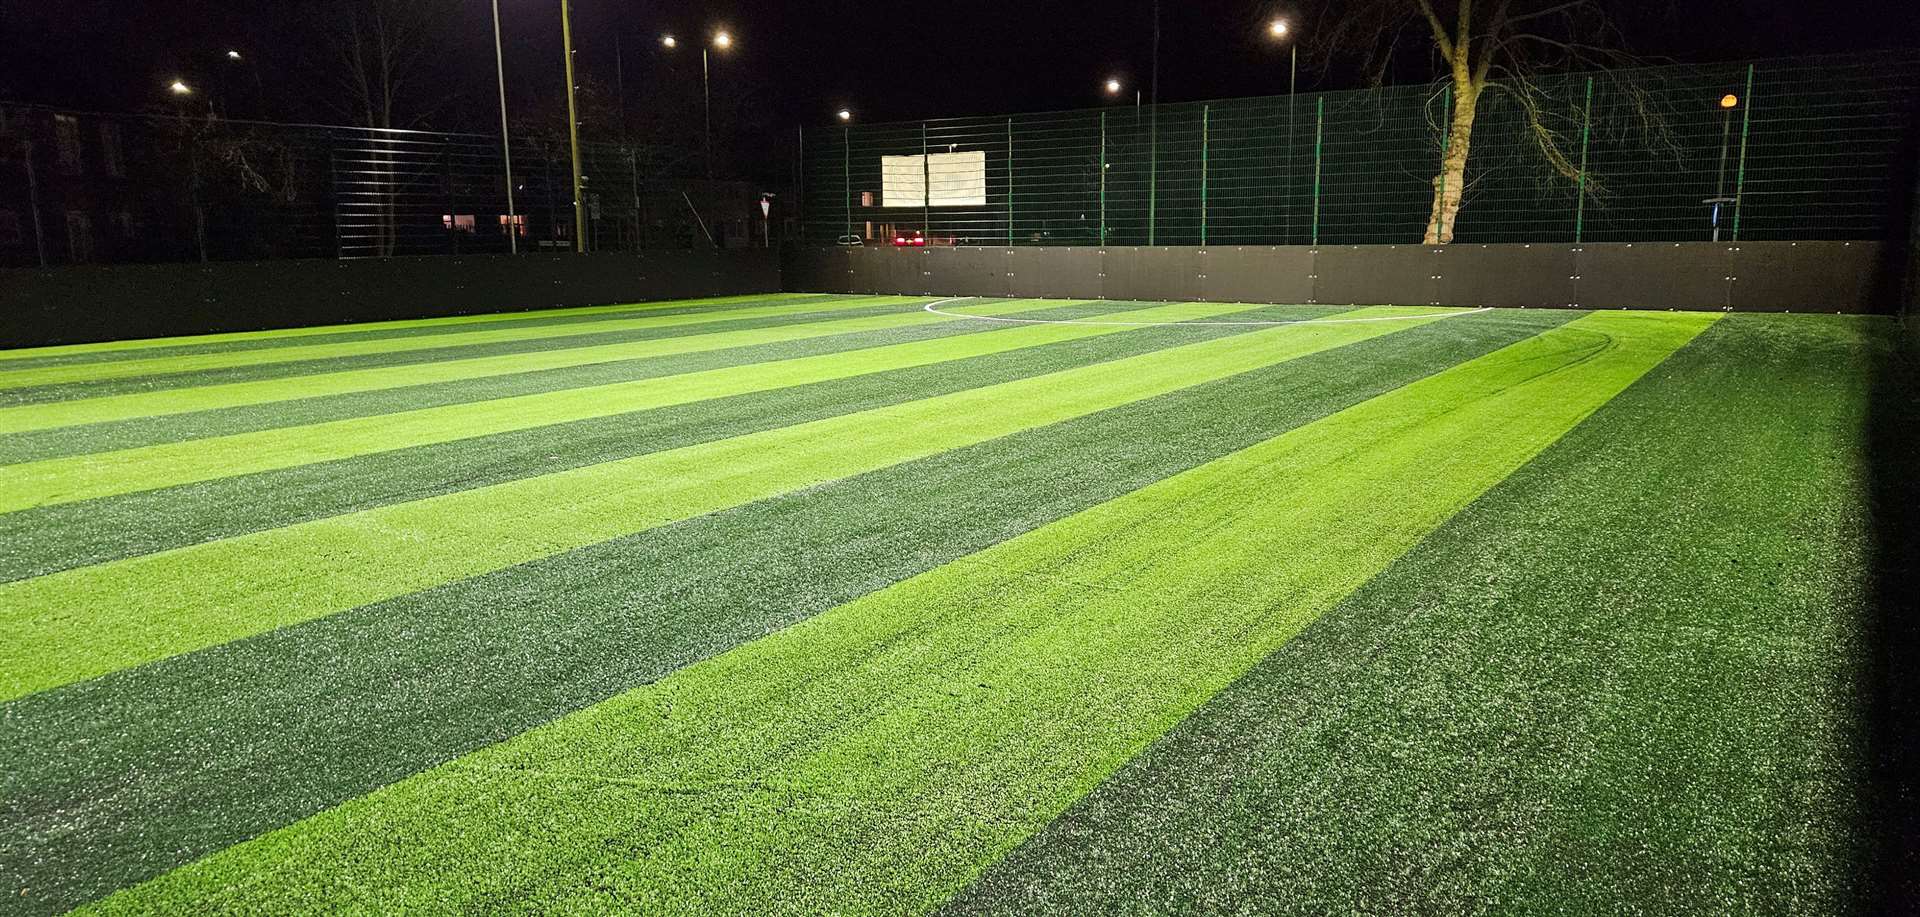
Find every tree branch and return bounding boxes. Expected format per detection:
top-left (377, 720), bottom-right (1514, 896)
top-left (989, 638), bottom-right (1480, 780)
top-left (1413, 0), bottom-right (1456, 59)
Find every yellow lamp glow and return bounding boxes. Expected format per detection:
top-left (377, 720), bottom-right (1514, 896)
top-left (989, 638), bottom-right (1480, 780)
top-left (1719, 94), bottom-right (1739, 109)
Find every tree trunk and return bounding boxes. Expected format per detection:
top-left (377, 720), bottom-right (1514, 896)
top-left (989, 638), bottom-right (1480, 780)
top-left (1423, 84), bottom-right (1479, 244)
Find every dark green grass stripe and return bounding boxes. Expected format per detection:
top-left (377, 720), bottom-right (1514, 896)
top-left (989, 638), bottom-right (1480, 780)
top-left (0, 295), bottom-right (845, 372)
top-left (943, 313), bottom-right (1885, 916)
top-left (0, 301), bottom-right (925, 407)
top-left (0, 309), bottom-right (1576, 917)
top-left (0, 304), bottom-right (1336, 582)
top-left (0, 300), bottom-right (1155, 465)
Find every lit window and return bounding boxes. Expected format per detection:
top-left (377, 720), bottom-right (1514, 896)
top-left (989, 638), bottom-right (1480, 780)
top-left (498, 213), bottom-right (528, 237)
top-left (441, 214), bottom-right (477, 233)
top-left (860, 191), bottom-right (874, 207)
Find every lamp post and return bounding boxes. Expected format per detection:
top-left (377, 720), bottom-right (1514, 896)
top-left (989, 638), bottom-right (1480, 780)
top-left (491, 0), bottom-right (518, 254)
top-left (663, 31), bottom-right (733, 179)
top-left (706, 31), bottom-right (732, 179)
top-left (561, 0), bottom-right (586, 252)
top-left (1269, 18), bottom-right (1298, 242)
top-left (1710, 93), bottom-right (1739, 242)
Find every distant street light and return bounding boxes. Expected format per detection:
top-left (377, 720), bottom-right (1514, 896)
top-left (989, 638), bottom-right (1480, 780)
top-left (1104, 77), bottom-right (1122, 95)
top-left (1269, 19), bottom-right (1289, 37)
top-left (225, 49), bottom-right (243, 61)
top-left (664, 29), bottom-right (735, 178)
top-left (837, 108), bottom-right (853, 122)
top-left (1103, 77), bottom-right (1139, 109)
top-left (168, 79), bottom-right (193, 95)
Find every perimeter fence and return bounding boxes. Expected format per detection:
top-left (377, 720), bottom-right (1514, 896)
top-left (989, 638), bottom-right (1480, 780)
top-left (0, 105), bottom-right (768, 267)
top-left (799, 51), bottom-right (1920, 247)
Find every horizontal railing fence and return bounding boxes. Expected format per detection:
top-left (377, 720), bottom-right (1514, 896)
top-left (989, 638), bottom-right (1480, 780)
top-left (800, 51), bottom-right (1920, 247)
top-left (0, 105), bottom-right (707, 267)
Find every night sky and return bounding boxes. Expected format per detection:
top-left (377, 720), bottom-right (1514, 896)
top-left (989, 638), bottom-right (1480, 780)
top-left (3, 0), bottom-right (1916, 180)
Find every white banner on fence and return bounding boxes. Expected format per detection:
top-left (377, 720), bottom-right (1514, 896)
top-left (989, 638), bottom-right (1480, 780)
top-left (881, 151), bottom-right (987, 207)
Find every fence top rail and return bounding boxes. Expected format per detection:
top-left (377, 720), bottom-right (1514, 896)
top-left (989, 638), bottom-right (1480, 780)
top-left (819, 48), bottom-right (1920, 132)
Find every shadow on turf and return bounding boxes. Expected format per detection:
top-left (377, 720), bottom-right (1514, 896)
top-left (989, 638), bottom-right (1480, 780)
top-left (1867, 312), bottom-right (1919, 915)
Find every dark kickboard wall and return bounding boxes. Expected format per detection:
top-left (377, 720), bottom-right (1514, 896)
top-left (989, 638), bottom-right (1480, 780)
top-left (0, 250), bottom-right (780, 348)
top-left (785, 241), bottom-right (1898, 314)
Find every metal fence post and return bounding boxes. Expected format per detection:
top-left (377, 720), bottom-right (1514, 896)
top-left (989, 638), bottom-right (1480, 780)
top-left (842, 125), bottom-right (852, 242)
top-left (1431, 84), bottom-right (1452, 243)
top-left (1200, 104), bottom-right (1210, 246)
top-left (1007, 117), bottom-right (1015, 245)
top-left (921, 121), bottom-right (931, 240)
top-left (1311, 96), bottom-right (1324, 246)
top-left (1575, 76), bottom-right (1593, 243)
top-left (1731, 63), bottom-right (1756, 241)
top-left (1099, 111), bottom-right (1108, 246)
top-left (1148, 101), bottom-right (1158, 245)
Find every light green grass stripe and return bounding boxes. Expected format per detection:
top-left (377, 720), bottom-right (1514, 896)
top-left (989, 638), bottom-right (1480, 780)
top-left (0, 302), bottom-right (1269, 513)
top-left (0, 307), bottom-right (1445, 703)
top-left (0, 293), bottom-right (824, 365)
top-left (0, 299), bottom-right (1053, 435)
top-left (0, 297), bottom-right (913, 390)
top-left (83, 310), bottom-right (1716, 915)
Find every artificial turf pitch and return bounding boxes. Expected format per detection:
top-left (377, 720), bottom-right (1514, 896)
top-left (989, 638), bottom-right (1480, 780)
top-left (0, 292), bottom-right (1906, 914)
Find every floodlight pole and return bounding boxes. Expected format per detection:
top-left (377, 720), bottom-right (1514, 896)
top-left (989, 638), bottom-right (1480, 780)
top-left (1730, 63), bottom-right (1756, 242)
top-left (491, 0), bottom-right (518, 254)
top-left (703, 48), bottom-right (714, 179)
top-left (1148, 0), bottom-right (1159, 246)
top-left (561, 0), bottom-right (587, 252)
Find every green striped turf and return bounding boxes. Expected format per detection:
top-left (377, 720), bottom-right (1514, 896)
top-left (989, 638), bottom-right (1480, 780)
top-left (0, 296), bottom-right (917, 405)
top-left (0, 300), bottom-right (1280, 513)
top-left (0, 308), bottom-right (1569, 916)
top-left (0, 298), bottom-right (1062, 432)
top-left (943, 313), bottom-right (1885, 915)
top-left (1, 307), bottom-right (1446, 702)
top-left (0, 299), bottom-right (1160, 464)
top-left (0, 293), bottom-right (821, 368)
top-left (0, 294), bottom-right (834, 372)
top-left (0, 302), bottom-right (1328, 580)
top-left (74, 311), bottom-right (1712, 914)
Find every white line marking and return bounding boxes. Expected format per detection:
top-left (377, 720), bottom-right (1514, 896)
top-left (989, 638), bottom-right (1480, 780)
top-left (923, 299), bottom-right (1492, 327)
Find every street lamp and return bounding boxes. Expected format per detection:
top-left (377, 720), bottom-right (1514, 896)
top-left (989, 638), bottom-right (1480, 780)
top-left (490, 0), bottom-right (518, 253)
top-left (1268, 19), bottom-right (1297, 96)
top-left (168, 79), bottom-right (193, 96)
top-left (1268, 17), bottom-right (1300, 241)
top-left (561, 0), bottom-right (587, 252)
top-left (665, 29), bottom-right (735, 179)
top-left (1710, 93), bottom-right (1741, 241)
top-left (1103, 77), bottom-right (1140, 109)
top-left (225, 49), bottom-right (243, 61)
top-left (837, 108), bottom-right (853, 122)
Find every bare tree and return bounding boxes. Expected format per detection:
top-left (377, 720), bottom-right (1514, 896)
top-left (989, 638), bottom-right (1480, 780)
top-left (314, 0), bottom-right (457, 255)
top-left (315, 0), bottom-right (458, 130)
top-left (1305, 0), bottom-right (1648, 243)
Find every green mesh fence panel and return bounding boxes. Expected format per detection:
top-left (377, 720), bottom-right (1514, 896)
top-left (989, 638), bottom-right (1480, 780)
top-left (801, 51), bottom-right (1920, 247)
